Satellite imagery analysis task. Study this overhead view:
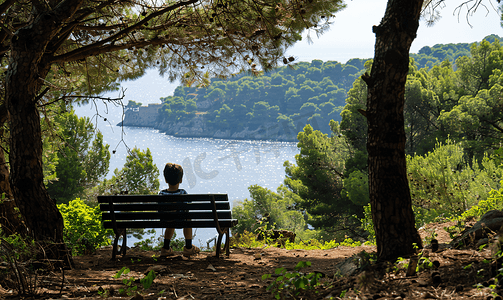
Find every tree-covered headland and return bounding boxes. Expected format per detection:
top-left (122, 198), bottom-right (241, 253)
top-left (155, 59), bottom-right (365, 139)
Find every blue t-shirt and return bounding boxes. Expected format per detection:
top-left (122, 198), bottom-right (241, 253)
top-left (159, 189), bottom-right (187, 195)
top-left (159, 189), bottom-right (188, 219)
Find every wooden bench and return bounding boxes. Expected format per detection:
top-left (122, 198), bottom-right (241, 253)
top-left (98, 194), bottom-right (238, 260)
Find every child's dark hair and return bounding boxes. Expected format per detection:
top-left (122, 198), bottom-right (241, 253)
top-left (163, 163), bottom-right (183, 185)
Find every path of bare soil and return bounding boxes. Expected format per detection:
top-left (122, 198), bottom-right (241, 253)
top-left (1, 222), bottom-right (502, 299)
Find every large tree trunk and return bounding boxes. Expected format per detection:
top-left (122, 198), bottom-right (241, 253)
top-left (4, 0), bottom-right (84, 265)
top-left (4, 5), bottom-right (79, 262)
top-left (363, 0), bottom-right (424, 260)
top-left (6, 53), bottom-right (64, 244)
top-left (0, 126), bottom-right (26, 236)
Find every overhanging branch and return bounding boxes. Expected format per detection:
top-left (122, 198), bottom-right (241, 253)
top-left (51, 0), bottom-right (198, 64)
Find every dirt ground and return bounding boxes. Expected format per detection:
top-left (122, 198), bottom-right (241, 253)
top-left (1, 222), bottom-right (502, 299)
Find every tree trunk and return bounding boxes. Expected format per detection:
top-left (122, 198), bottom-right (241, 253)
top-left (363, 0), bottom-right (424, 260)
top-left (6, 60), bottom-right (64, 243)
top-left (0, 126), bottom-right (26, 236)
top-left (5, 13), bottom-right (69, 262)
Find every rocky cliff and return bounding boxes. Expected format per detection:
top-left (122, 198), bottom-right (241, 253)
top-left (117, 104), bottom-right (298, 141)
top-left (119, 103), bottom-right (161, 127)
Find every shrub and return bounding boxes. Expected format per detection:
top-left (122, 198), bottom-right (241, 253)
top-left (262, 261), bottom-right (323, 299)
top-left (456, 181), bottom-right (503, 220)
top-left (412, 205), bottom-right (443, 228)
top-left (231, 231), bottom-right (271, 248)
top-left (407, 140), bottom-right (501, 218)
top-left (360, 203), bottom-right (375, 244)
top-left (57, 198), bottom-right (112, 255)
top-left (0, 233), bottom-right (38, 295)
top-left (231, 230), bottom-right (362, 250)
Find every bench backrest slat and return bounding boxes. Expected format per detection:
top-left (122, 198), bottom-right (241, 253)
top-left (99, 202), bottom-right (230, 212)
top-left (98, 194), bottom-right (228, 203)
top-left (102, 211), bottom-right (233, 221)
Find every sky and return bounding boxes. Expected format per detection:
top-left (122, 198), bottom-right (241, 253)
top-left (286, 0), bottom-right (503, 63)
top-left (105, 0), bottom-right (503, 103)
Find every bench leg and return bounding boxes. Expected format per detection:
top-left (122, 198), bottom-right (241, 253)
top-left (112, 229), bottom-right (127, 260)
top-left (224, 228), bottom-right (230, 256)
top-left (215, 228), bottom-right (231, 258)
top-left (215, 233), bottom-right (223, 258)
top-left (121, 229), bottom-right (127, 256)
top-left (112, 233), bottom-right (120, 260)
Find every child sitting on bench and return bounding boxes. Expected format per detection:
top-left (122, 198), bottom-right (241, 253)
top-left (159, 163), bottom-right (200, 257)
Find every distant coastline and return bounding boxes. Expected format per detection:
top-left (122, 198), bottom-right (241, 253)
top-left (117, 103), bottom-right (301, 142)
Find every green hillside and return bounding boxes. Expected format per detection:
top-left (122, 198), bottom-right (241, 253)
top-left (411, 34), bottom-right (501, 69)
top-left (152, 34), bottom-right (500, 139)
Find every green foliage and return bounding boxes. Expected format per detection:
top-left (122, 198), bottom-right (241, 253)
top-left (284, 237), bottom-right (362, 250)
top-left (231, 230), bottom-right (361, 250)
top-left (262, 261), bottom-right (323, 299)
top-left (360, 204), bottom-right (375, 245)
top-left (407, 140), bottom-right (502, 220)
top-left (117, 147), bottom-right (160, 194)
top-left (284, 121), bottom-right (364, 233)
top-left (456, 181), bottom-right (503, 220)
top-left (57, 198), bottom-right (112, 256)
top-left (141, 270), bottom-right (156, 290)
top-left (94, 147), bottom-right (160, 196)
top-left (159, 96), bottom-right (197, 122)
top-left (343, 170), bottom-right (369, 206)
top-left (45, 106), bottom-right (110, 204)
top-left (132, 232), bottom-right (185, 252)
top-left (274, 38), bottom-right (503, 246)
top-left (361, 183), bottom-right (503, 244)
top-left (391, 253), bottom-right (435, 275)
top-left (131, 229), bottom-right (162, 251)
top-left (353, 139), bottom-right (501, 241)
top-left (411, 40), bottom-right (473, 69)
top-left (232, 185), bottom-right (307, 235)
top-left (231, 231), bottom-right (272, 248)
top-left (112, 267), bottom-right (156, 296)
top-left (411, 206), bottom-right (442, 229)
top-left (339, 37), bottom-right (503, 164)
top-left (126, 100), bottom-right (142, 108)
top-left (437, 39), bottom-right (503, 157)
top-left (0, 234), bottom-right (36, 261)
top-left (416, 255), bottom-right (436, 273)
top-left (423, 229), bottom-right (438, 247)
top-left (392, 256), bottom-right (410, 274)
top-left (10, 0), bottom-right (347, 96)
top-left (493, 147), bottom-right (503, 167)
top-left (3, 0), bottom-right (349, 260)
top-left (41, 125), bottom-right (58, 186)
top-left (339, 60), bottom-right (370, 154)
top-left (346, 39), bottom-right (503, 241)
top-left (444, 221), bottom-right (466, 241)
top-left (0, 234), bottom-right (38, 295)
